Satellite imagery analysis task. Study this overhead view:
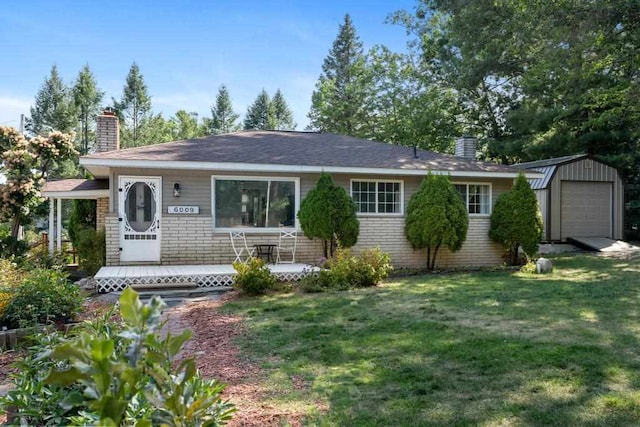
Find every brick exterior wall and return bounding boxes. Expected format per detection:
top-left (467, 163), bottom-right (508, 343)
top-left (160, 216), bottom-right (324, 265)
top-left (105, 213), bottom-right (502, 268)
top-left (96, 197), bottom-right (109, 231)
top-left (354, 216), bottom-right (503, 270)
top-left (103, 169), bottom-right (511, 269)
top-left (96, 113), bottom-right (119, 153)
top-left (105, 215), bottom-right (119, 266)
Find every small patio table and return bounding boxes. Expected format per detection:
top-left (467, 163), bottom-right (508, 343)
top-left (253, 244), bottom-right (277, 263)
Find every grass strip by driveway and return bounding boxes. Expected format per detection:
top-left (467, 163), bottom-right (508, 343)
top-left (222, 253), bottom-right (640, 426)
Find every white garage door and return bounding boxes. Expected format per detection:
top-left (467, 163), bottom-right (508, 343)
top-left (561, 181), bottom-right (612, 239)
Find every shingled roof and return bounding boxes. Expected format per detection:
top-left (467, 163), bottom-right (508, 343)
top-left (82, 130), bottom-right (521, 175)
top-left (42, 179), bottom-right (109, 198)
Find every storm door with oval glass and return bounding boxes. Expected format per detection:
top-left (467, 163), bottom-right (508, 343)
top-left (119, 176), bottom-right (161, 262)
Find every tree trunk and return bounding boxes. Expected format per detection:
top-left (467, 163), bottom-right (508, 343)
top-left (509, 243), bottom-right (519, 266)
top-left (431, 244), bottom-right (441, 271)
top-left (426, 246), bottom-right (432, 271)
top-left (322, 239), bottom-right (328, 258)
top-left (83, 112), bottom-right (89, 154)
top-left (10, 216), bottom-right (21, 240)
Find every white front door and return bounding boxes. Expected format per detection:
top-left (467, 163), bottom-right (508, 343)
top-left (119, 176), bottom-right (161, 262)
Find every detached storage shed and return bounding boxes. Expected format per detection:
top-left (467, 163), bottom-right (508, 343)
top-left (519, 154), bottom-right (624, 242)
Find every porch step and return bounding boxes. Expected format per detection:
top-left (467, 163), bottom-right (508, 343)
top-left (130, 282), bottom-right (197, 290)
top-left (134, 286), bottom-right (230, 301)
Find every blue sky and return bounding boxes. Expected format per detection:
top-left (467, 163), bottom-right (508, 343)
top-left (0, 1), bottom-right (415, 130)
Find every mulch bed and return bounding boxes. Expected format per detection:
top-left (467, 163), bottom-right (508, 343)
top-left (0, 350), bottom-right (21, 386)
top-left (2, 291), bottom-right (309, 426)
top-left (182, 291), bottom-right (306, 427)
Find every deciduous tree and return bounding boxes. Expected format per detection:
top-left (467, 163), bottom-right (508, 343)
top-left (405, 173), bottom-right (468, 270)
top-left (171, 110), bottom-right (206, 140)
top-left (392, 0), bottom-right (640, 234)
top-left (298, 173), bottom-right (359, 258)
top-left (0, 127), bottom-right (77, 240)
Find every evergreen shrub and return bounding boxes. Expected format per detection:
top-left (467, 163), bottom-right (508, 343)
top-left (490, 173), bottom-right (543, 265)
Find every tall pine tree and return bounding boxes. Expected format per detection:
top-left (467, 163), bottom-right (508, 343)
top-left (114, 62), bottom-right (152, 147)
top-left (307, 14), bottom-right (368, 136)
top-left (243, 89), bottom-right (274, 130)
top-left (271, 89), bottom-right (296, 130)
top-left (29, 64), bottom-right (76, 135)
top-left (72, 64), bottom-right (104, 154)
top-left (210, 85), bottom-right (239, 134)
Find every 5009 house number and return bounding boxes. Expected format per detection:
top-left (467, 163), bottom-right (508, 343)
top-left (168, 206), bottom-right (199, 214)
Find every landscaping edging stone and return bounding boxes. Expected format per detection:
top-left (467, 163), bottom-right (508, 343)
top-left (0, 322), bottom-right (80, 351)
top-left (0, 328), bottom-right (32, 351)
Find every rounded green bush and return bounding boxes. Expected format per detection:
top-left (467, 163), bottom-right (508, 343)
top-left (232, 258), bottom-right (277, 295)
top-left (1, 269), bottom-right (83, 329)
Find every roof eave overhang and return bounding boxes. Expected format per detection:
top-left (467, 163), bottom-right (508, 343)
top-left (80, 158), bottom-right (543, 179)
top-left (42, 189), bottom-right (110, 199)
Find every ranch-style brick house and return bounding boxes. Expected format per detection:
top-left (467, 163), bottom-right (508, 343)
top-left (43, 111), bottom-right (541, 274)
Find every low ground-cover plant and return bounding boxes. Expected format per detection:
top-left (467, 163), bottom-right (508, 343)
top-left (300, 247), bottom-right (392, 292)
top-left (520, 258), bottom-right (538, 274)
top-left (1, 268), bottom-right (83, 329)
top-left (0, 288), bottom-right (236, 426)
top-left (233, 257), bottom-right (278, 295)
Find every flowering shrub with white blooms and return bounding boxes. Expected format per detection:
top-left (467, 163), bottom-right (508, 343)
top-left (0, 126), bottom-right (77, 239)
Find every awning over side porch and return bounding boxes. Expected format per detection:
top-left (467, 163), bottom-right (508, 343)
top-left (41, 179), bottom-right (110, 255)
top-left (42, 178), bottom-right (110, 199)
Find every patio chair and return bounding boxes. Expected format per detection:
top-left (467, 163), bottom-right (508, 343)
top-left (229, 231), bottom-right (255, 263)
top-left (276, 230), bottom-right (297, 264)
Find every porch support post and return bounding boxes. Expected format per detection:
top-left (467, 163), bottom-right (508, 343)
top-left (56, 198), bottom-right (62, 252)
top-left (48, 197), bottom-right (54, 255)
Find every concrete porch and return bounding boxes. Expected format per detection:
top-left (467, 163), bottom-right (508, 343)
top-left (94, 263), bottom-right (319, 293)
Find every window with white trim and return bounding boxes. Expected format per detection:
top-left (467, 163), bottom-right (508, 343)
top-left (454, 183), bottom-right (491, 215)
top-left (212, 177), bottom-right (298, 230)
top-left (351, 180), bottom-right (402, 214)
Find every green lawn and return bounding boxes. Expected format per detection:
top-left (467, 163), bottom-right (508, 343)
top-left (222, 253), bottom-right (640, 426)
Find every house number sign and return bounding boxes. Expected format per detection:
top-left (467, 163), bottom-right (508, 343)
top-left (168, 206), bottom-right (199, 214)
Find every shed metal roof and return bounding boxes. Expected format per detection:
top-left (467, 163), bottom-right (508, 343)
top-left (517, 154), bottom-right (588, 169)
top-left (516, 154), bottom-right (591, 190)
top-left (526, 165), bottom-right (556, 190)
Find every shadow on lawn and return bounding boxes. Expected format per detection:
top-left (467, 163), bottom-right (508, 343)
top-left (226, 253), bottom-right (640, 426)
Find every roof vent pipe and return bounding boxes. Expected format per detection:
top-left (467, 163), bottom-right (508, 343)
top-left (455, 136), bottom-right (477, 160)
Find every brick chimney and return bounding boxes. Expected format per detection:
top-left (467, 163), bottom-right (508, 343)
top-left (455, 136), bottom-right (477, 160)
top-left (95, 108), bottom-right (120, 153)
